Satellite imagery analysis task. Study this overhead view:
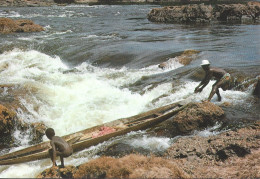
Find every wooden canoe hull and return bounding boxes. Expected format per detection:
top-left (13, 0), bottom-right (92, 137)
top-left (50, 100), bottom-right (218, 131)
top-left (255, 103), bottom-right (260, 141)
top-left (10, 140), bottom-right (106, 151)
top-left (0, 101), bottom-right (186, 165)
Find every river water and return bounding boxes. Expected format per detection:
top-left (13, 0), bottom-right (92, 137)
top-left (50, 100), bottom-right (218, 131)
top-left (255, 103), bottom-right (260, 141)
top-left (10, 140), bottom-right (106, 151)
top-left (0, 4), bottom-right (259, 177)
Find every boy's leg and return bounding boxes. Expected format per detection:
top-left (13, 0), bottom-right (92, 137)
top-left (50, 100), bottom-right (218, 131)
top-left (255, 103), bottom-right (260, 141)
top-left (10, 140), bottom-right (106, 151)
top-left (60, 156), bottom-right (65, 168)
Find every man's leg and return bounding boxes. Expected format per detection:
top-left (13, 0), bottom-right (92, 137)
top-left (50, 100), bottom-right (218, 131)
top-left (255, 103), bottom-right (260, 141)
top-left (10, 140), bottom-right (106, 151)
top-left (216, 88), bottom-right (221, 101)
top-left (208, 85), bottom-right (217, 101)
top-left (60, 156), bottom-right (64, 168)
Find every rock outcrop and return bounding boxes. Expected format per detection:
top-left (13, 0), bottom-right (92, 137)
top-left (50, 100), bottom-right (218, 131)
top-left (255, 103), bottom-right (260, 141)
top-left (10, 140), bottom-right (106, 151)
top-left (158, 49), bottom-right (200, 69)
top-left (165, 121), bottom-right (260, 178)
top-left (0, 18), bottom-right (44, 34)
top-left (150, 101), bottom-right (225, 137)
top-left (0, 104), bottom-right (18, 146)
top-left (148, 2), bottom-right (260, 23)
top-left (37, 121), bottom-right (260, 178)
top-left (37, 154), bottom-right (190, 178)
top-left (0, 0), bottom-right (55, 7)
top-left (0, 103), bottom-right (47, 146)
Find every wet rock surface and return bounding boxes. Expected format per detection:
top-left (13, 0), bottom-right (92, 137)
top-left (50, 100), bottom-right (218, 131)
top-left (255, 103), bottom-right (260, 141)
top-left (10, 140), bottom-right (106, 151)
top-left (37, 121), bottom-right (260, 178)
top-left (0, 104), bottom-right (19, 146)
top-left (37, 165), bottom-right (77, 178)
top-left (158, 49), bottom-right (200, 69)
top-left (150, 101), bottom-right (224, 137)
top-left (165, 121), bottom-right (260, 178)
top-left (148, 2), bottom-right (260, 23)
top-left (35, 102), bottom-right (260, 178)
top-left (0, 85), bottom-right (47, 146)
top-left (0, 18), bottom-right (44, 34)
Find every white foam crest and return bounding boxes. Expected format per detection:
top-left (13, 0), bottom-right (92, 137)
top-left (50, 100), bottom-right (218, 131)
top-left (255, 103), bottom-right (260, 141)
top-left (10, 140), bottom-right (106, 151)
top-left (0, 162), bottom-right (48, 178)
top-left (0, 49), bottom-right (67, 83)
top-left (17, 30), bottom-right (72, 41)
top-left (159, 57), bottom-right (184, 72)
top-left (77, 62), bottom-right (167, 88)
top-left (0, 50), bottom-right (173, 136)
top-left (153, 81), bottom-right (253, 107)
top-left (193, 123), bottom-right (223, 137)
top-left (82, 34), bottom-right (121, 41)
top-left (126, 135), bottom-right (171, 151)
top-left (0, 10), bottom-right (21, 17)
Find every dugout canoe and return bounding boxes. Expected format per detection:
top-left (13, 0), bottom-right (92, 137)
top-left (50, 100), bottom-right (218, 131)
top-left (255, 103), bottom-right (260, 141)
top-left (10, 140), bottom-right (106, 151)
top-left (0, 101), bottom-right (187, 165)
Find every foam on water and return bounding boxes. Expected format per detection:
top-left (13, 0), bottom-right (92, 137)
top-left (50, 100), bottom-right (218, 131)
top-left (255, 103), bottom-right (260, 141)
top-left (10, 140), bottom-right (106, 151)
top-left (0, 49), bottom-right (254, 178)
top-left (0, 50), bottom-right (176, 136)
top-left (126, 135), bottom-right (171, 151)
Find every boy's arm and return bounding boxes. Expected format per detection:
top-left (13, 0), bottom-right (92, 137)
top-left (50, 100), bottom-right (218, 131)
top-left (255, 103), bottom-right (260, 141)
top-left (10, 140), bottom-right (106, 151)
top-left (50, 141), bottom-right (57, 167)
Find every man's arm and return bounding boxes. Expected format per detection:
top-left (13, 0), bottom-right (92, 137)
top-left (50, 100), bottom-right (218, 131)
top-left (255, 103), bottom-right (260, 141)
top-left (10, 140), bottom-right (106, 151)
top-left (195, 73), bottom-right (211, 93)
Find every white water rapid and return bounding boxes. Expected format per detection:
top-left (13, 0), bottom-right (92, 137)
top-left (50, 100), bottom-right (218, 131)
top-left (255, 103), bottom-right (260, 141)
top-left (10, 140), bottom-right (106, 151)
top-left (0, 49), bottom-right (253, 178)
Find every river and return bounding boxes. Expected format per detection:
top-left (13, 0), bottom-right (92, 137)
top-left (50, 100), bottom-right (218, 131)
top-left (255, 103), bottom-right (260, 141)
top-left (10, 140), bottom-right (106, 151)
top-left (0, 4), bottom-right (259, 177)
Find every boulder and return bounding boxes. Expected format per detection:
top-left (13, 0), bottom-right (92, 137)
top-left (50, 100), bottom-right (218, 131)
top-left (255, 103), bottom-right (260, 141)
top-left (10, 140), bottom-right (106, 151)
top-left (150, 101), bottom-right (224, 137)
top-left (37, 165), bottom-right (77, 178)
top-left (0, 102), bottom-right (47, 146)
top-left (148, 2), bottom-right (260, 23)
top-left (158, 49), bottom-right (200, 69)
top-left (0, 104), bottom-right (18, 145)
top-left (0, 18), bottom-right (44, 34)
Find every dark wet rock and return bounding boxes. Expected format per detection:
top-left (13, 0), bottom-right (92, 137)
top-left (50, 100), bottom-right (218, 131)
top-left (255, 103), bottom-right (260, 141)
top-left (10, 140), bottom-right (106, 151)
top-left (97, 142), bottom-right (157, 158)
top-left (0, 104), bottom-right (19, 145)
top-left (29, 122), bottom-right (48, 144)
top-left (0, 85), bottom-right (47, 146)
top-left (253, 76), bottom-right (260, 97)
top-left (150, 101), bottom-right (224, 138)
top-left (148, 2), bottom-right (260, 23)
top-left (0, 103), bottom-right (47, 146)
top-left (0, 18), bottom-right (44, 34)
top-left (37, 165), bottom-right (77, 178)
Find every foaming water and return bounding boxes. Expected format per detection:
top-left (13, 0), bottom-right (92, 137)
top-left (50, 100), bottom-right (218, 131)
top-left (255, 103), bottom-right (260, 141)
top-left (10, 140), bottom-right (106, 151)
top-left (0, 50), bottom-right (177, 136)
top-left (0, 49), bottom-right (255, 178)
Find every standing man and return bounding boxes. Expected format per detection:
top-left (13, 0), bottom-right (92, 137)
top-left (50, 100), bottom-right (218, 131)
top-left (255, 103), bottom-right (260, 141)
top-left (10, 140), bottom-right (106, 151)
top-left (45, 128), bottom-right (73, 168)
top-left (194, 60), bottom-right (231, 101)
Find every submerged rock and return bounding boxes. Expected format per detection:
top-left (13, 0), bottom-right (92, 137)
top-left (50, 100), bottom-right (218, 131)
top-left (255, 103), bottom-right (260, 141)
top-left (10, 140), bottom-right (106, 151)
top-left (148, 2), bottom-right (260, 23)
top-left (150, 101), bottom-right (224, 137)
top-left (0, 18), bottom-right (44, 34)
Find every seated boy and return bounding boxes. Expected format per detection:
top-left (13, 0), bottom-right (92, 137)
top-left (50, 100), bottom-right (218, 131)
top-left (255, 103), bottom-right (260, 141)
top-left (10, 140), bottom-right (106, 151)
top-left (45, 128), bottom-right (73, 168)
